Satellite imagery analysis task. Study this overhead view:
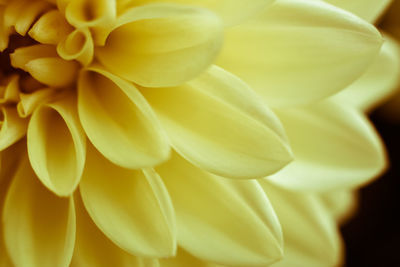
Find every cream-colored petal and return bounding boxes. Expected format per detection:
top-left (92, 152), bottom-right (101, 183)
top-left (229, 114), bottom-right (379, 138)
top-left (24, 57), bottom-right (80, 88)
top-left (57, 27), bottom-right (94, 66)
top-left (217, 0), bottom-right (383, 107)
top-left (268, 99), bottom-right (386, 191)
top-left (27, 92), bottom-right (86, 196)
top-left (2, 156), bottom-right (76, 267)
top-left (156, 152), bottom-right (283, 266)
top-left (78, 67), bottom-right (170, 169)
top-left (319, 190), bottom-right (359, 225)
top-left (142, 66), bottom-right (292, 179)
top-left (96, 3), bottom-right (223, 87)
top-left (71, 193), bottom-right (160, 267)
top-left (334, 34), bottom-right (400, 112)
top-left (324, 0), bottom-right (392, 23)
top-left (0, 106), bottom-right (27, 151)
top-left (118, 0), bottom-right (274, 26)
top-left (29, 10), bottom-right (74, 45)
top-left (64, 0), bottom-right (116, 45)
top-left (79, 145), bottom-right (177, 258)
top-left (259, 180), bottom-right (343, 267)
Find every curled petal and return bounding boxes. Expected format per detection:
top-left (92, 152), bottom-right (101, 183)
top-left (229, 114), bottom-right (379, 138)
top-left (259, 180), bottom-right (343, 267)
top-left (80, 145), bottom-right (177, 258)
top-left (0, 75), bottom-right (20, 104)
top-left (17, 88), bottom-right (56, 118)
top-left (96, 3), bottom-right (223, 87)
top-left (217, 0), bottom-right (383, 107)
top-left (78, 67), bottom-right (170, 169)
top-left (156, 152), bottom-right (283, 266)
top-left (0, 106), bottom-right (27, 151)
top-left (10, 44), bottom-right (58, 69)
top-left (2, 156), bottom-right (76, 267)
top-left (29, 10), bottom-right (74, 45)
top-left (268, 99), bottom-right (386, 191)
top-left (334, 34), bottom-right (400, 112)
top-left (324, 0), bottom-right (392, 23)
top-left (72, 193), bottom-right (160, 267)
top-left (57, 27), bottom-right (94, 66)
top-left (27, 92), bottom-right (86, 196)
top-left (142, 66), bottom-right (292, 178)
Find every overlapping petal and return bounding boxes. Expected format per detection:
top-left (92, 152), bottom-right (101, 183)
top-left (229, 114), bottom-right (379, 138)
top-left (0, 106), bottom-right (27, 151)
top-left (96, 3), bottom-right (223, 87)
top-left (77, 67), bottom-right (170, 169)
top-left (2, 155), bottom-right (76, 267)
top-left (27, 92), bottom-right (86, 196)
top-left (259, 181), bottom-right (343, 267)
top-left (79, 145), bottom-right (177, 258)
top-left (72, 193), bottom-right (160, 267)
top-left (142, 66), bottom-right (292, 179)
top-left (156, 152), bottom-right (283, 266)
top-left (268, 99), bottom-right (386, 191)
top-left (217, 0), bottom-right (383, 107)
top-left (334, 34), bottom-right (400, 112)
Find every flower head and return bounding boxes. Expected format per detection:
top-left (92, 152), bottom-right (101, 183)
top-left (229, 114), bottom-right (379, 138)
top-left (0, 0), bottom-right (396, 266)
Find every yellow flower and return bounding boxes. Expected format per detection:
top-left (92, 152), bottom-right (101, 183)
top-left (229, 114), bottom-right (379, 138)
top-left (0, 0), bottom-right (395, 266)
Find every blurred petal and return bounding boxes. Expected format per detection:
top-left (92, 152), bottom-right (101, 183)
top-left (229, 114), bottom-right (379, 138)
top-left (2, 156), bottom-right (76, 267)
top-left (143, 66), bottom-right (292, 179)
top-left (27, 92), bottom-right (86, 196)
top-left (0, 106), bottom-right (27, 151)
top-left (79, 145), bottom-right (176, 258)
top-left (71, 193), bottom-right (160, 267)
top-left (259, 181), bottom-right (343, 267)
top-left (78, 67), bottom-right (170, 169)
top-left (319, 190), bottom-right (359, 225)
top-left (334, 34), bottom-right (400, 112)
top-left (96, 4), bottom-right (223, 87)
top-left (119, 0), bottom-right (275, 26)
top-left (160, 247), bottom-right (217, 267)
top-left (217, 0), bottom-right (383, 107)
top-left (268, 99), bottom-right (386, 191)
top-left (156, 152), bottom-right (283, 266)
top-left (324, 0), bottom-right (392, 23)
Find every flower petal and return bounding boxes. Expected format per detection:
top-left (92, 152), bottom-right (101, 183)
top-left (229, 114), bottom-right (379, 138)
top-left (319, 190), bottom-right (359, 225)
top-left (77, 67), bottom-right (170, 169)
top-left (96, 3), bottom-right (223, 87)
top-left (324, 0), bottom-right (392, 23)
top-left (57, 27), bottom-right (94, 66)
top-left (2, 155), bottom-right (76, 267)
top-left (0, 106), bottom-right (27, 151)
top-left (71, 193), bottom-right (160, 267)
top-left (334, 34), bottom-right (400, 112)
top-left (118, 0), bottom-right (274, 26)
top-left (268, 99), bottom-right (386, 191)
top-left (217, 0), bottom-right (383, 107)
top-left (142, 66), bottom-right (292, 179)
top-left (259, 180), bottom-right (343, 267)
top-left (159, 247), bottom-right (216, 267)
top-left (156, 152), bottom-right (283, 266)
top-left (27, 92), bottom-right (86, 196)
top-left (79, 145), bottom-right (177, 258)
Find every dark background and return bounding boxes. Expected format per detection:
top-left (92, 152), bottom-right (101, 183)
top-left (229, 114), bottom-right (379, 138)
top-left (341, 109), bottom-right (400, 266)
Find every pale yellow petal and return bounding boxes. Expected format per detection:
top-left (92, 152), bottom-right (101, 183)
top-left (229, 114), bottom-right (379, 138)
top-left (96, 4), bottom-right (223, 87)
top-left (2, 156), bottom-right (76, 267)
top-left (71, 193), bottom-right (160, 267)
top-left (0, 106), bottom-right (27, 151)
top-left (160, 247), bottom-right (216, 267)
top-left (217, 0), bottom-right (383, 107)
top-left (142, 66), bottom-right (292, 179)
top-left (64, 0), bottom-right (116, 45)
top-left (57, 27), bottom-right (94, 66)
top-left (320, 190), bottom-right (359, 225)
top-left (118, 0), bottom-right (274, 26)
top-left (268, 99), bottom-right (386, 191)
top-left (27, 92), bottom-right (86, 196)
top-left (24, 57), bottom-right (80, 88)
top-left (259, 180), bottom-right (343, 267)
top-left (156, 152), bottom-right (283, 266)
top-left (334, 34), bottom-right (400, 112)
top-left (78, 67), bottom-right (170, 169)
top-left (324, 0), bottom-right (392, 23)
top-left (29, 10), bottom-right (74, 45)
top-left (79, 145), bottom-right (177, 258)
